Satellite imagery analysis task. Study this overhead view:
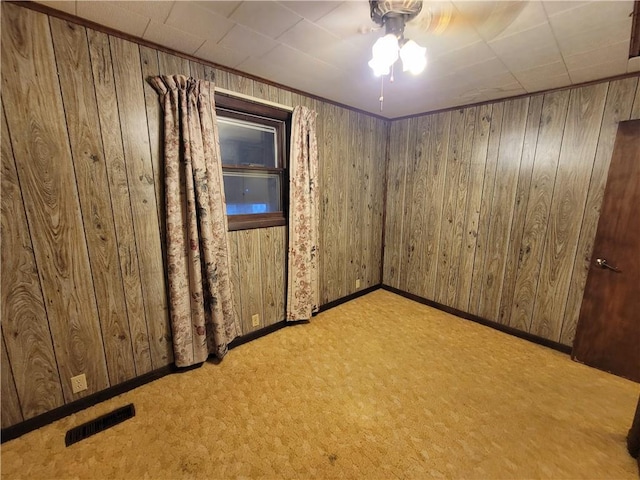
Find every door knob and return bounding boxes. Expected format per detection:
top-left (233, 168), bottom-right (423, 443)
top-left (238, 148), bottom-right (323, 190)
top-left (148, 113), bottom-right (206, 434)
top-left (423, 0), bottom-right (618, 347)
top-left (596, 258), bottom-right (621, 272)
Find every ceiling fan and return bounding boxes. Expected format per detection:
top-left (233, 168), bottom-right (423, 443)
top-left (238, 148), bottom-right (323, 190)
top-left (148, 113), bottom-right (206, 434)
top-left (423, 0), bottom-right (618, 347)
top-left (364, 1), bottom-right (527, 109)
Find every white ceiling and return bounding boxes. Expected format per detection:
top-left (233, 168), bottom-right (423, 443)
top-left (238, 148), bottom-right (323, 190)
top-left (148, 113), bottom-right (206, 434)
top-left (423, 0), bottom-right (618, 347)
top-left (36, 0), bottom-right (638, 118)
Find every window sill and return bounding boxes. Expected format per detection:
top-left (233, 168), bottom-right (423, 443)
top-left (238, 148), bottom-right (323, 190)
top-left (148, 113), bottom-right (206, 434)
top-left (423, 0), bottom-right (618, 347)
top-left (227, 214), bottom-right (286, 231)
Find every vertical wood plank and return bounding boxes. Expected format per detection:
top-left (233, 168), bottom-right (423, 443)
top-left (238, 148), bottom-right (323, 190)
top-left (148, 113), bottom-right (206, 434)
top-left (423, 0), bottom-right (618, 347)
top-left (383, 119), bottom-right (409, 288)
top-left (560, 78), bottom-right (637, 345)
top-left (420, 112), bottom-right (451, 299)
top-left (497, 94), bottom-right (544, 324)
top-left (278, 88), bottom-right (293, 107)
top-left (337, 106), bottom-right (349, 298)
top-left (1, 4), bottom-right (109, 400)
top-left (228, 72), bottom-right (253, 96)
top-left (273, 226), bottom-right (286, 321)
top-left (320, 103), bottom-right (335, 302)
top-left (1, 103), bottom-right (64, 417)
top-left (468, 103), bottom-right (504, 315)
top-left (445, 107), bottom-right (476, 306)
top-left (87, 30), bottom-right (152, 375)
top-left (189, 60), bottom-right (206, 79)
top-left (360, 115), bottom-right (374, 288)
top-left (370, 117), bottom-right (387, 286)
top-left (346, 110), bottom-right (362, 292)
top-left (632, 79), bottom-right (640, 119)
top-left (260, 227), bottom-right (285, 326)
top-left (110, 36), bottom-right (173, 367)
top-left (398, 117), bottom-right (419, 293)
top-left (508, 90), bottom-right (570, 332)
top-left (530, 83), bottom-right (608, 340)
top-left (227, 231), bottom-right (244, 333)
top-left (237, 229), bottom-right (264, 333)
top-left (477, 98), bottom-right (529, 322)
top-left (456, 104), bottom-right (492, 310)
top-left (1, 334), bottom-right (23, 428)
top-left (435, 108), bottom-right (467, 304)
top-left (139, 46), bottom-right (165, 255)
top-left (50, 17), bottom-right (136, 385)
top-left (157, 50), bottom-right (190, 76)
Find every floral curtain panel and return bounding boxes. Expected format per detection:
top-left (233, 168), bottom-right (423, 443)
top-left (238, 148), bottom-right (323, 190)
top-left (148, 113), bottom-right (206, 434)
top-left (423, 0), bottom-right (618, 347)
top-left (287, 106), bottom-right (320, 321)
top-left (150, 75), bottom-right (240, 367)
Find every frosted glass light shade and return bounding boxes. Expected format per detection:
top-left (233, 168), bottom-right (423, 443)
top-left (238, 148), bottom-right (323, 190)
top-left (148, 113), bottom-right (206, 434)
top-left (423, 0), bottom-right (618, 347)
top-left (371, 34), bottom-right (399, 68)
top-left (368, 57), bottom-right (391, 76)
top-left (400, 40), bottom-right (427, 75)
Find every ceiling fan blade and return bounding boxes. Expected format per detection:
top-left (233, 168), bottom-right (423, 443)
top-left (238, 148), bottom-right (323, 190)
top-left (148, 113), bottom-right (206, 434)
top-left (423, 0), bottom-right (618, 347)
top-left (450, 1), bottom-right (528, 40)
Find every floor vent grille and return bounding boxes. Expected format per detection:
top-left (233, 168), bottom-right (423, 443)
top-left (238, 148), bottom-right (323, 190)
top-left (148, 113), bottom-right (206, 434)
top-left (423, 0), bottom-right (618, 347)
top-left (65, 404), bottom-right (135, 447)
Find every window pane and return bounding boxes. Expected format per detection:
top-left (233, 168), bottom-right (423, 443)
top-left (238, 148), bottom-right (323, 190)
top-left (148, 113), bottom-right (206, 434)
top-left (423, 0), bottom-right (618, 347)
top-left (218, 116), bottom-right (277, 168)
top-left (223, 171), bottom-right (281, 215)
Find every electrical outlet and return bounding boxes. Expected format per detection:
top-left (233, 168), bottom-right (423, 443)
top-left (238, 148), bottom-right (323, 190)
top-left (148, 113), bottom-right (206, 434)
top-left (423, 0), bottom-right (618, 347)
top-left (355, 278), bottom-right (361, 289)
top-left (251, 314), bottom-right (260, 327)
top-left (71, 374), bottom-right (87, 394)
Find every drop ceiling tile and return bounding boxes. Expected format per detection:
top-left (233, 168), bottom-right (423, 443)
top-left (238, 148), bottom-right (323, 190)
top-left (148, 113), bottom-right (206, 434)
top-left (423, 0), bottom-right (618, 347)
top-left (280, 1), bottom-right (342, 22)
top-left (548, 1), bottom-right (634, 39)
top-left (517, 72), bottom-right (571, 93)
top-left (278, 19), bottom-right (340, 53)
top-left (36, 1), bottom-right (76, 16)
top-left (556, 18), bottom-right (633, 57)
top-left (488, 23), bottom-right (557, 56)
top-left (564, 40), bottom-right (630, 71)
top-left (219, 24), bottom-right (279, 58)
top-left (490, 1), bottom-right (548, 41)
top-left (452, 1), bottom-right (534, 42)
top-left (494, 43), bottom-right (563, 72)
top-left (261, 44), bottom-right (341, 80)
top-left (315, 1), bottom-right (372, 39)
top-left (194, 40), bottom-right (249, 69)
top-left (119, 1), bottom-right (174, 23)
top-left (165, 2), bottom-right (235, 43)
top-left (230, 1), bottom-right (302, 38)
top-left (76, 1), bottom-right (150, 37)
top-left (143, 20), bottom-right (205, 55)
top-left (195, 1), bottom-right (242, 18)
top-left (568, 57), bottom-right (629, 84)
top-left (542, 1), bottom-right (589, 17)
top-left (436, 41), bottom-right (500, 71)
top-left (512, 61), bottom-right (569, 84)
top-left (629, 56), bottom-right (640, 73)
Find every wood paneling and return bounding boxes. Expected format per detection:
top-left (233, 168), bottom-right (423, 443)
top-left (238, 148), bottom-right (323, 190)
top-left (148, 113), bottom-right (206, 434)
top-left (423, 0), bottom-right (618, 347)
top-left (109, 36), bottom-right (173, 368)
top-left (477, 98), bottom-right (529, 322)
top-left (50, 17), bottom-right (136, 385)
top-left (386, 77), bottom-right (638, 346)
top-left (1, 105), bottom-right (64, 417)
top-left (1, 335), bottom-right (23, 428)
top-left (260, 227), bottom-right (286, 327)
top-left (468, 103), bottom-right (504, 315)
top-left (497, 96), bottom-right (544, 324)
top-left (456, 105), bottom-right (492, 311)
top-left (87, 30), bottom-right (153, 376)
top-left (0, 2), bottom-right (402, 429)
top-left (530, 84), bottom-right (608, 340)
top-left (1, 4), bottom-right (109, 400)
top-left (560, 78), bottom-right (638, 345)
top-left (236, 229), bottom-right (265, 333)
top-left (509, 90), bottom-right (570, 332)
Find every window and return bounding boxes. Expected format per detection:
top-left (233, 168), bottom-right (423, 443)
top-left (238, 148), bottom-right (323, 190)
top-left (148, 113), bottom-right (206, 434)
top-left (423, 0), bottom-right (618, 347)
top-left (215, 94), bottom-right (290, 231)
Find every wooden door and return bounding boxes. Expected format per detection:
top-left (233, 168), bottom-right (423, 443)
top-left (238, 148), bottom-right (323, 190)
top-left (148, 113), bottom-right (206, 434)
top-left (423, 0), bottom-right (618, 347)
top-left (572, 120), bottom-right (640, 382)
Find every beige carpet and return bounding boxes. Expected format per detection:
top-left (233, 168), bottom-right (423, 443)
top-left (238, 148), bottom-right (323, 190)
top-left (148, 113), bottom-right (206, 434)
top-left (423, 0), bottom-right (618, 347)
top-left (2, 290), bottom-right (638, 479)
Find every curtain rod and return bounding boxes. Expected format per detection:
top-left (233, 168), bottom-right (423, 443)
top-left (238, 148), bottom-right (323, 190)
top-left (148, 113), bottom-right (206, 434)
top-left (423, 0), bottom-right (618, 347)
top-left (214, 87), bottom-right (294, 112)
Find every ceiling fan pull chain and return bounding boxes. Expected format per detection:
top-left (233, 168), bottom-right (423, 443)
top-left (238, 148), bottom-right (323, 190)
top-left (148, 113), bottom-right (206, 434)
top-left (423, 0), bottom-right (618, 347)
top-left (379, 76), bottom-right (384, 112)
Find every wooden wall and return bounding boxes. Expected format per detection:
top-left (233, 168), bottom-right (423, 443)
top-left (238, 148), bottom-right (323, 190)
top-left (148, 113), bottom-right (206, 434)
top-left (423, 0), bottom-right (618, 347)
top-left (0, 3), bottom-right (386, 429)
top-left (384, 76), bottom-right (640, 346)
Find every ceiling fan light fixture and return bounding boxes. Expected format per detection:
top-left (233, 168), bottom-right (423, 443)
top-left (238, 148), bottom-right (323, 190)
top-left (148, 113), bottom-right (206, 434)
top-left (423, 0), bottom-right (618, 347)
top-left (399, 40), bottom-right (427, 74)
